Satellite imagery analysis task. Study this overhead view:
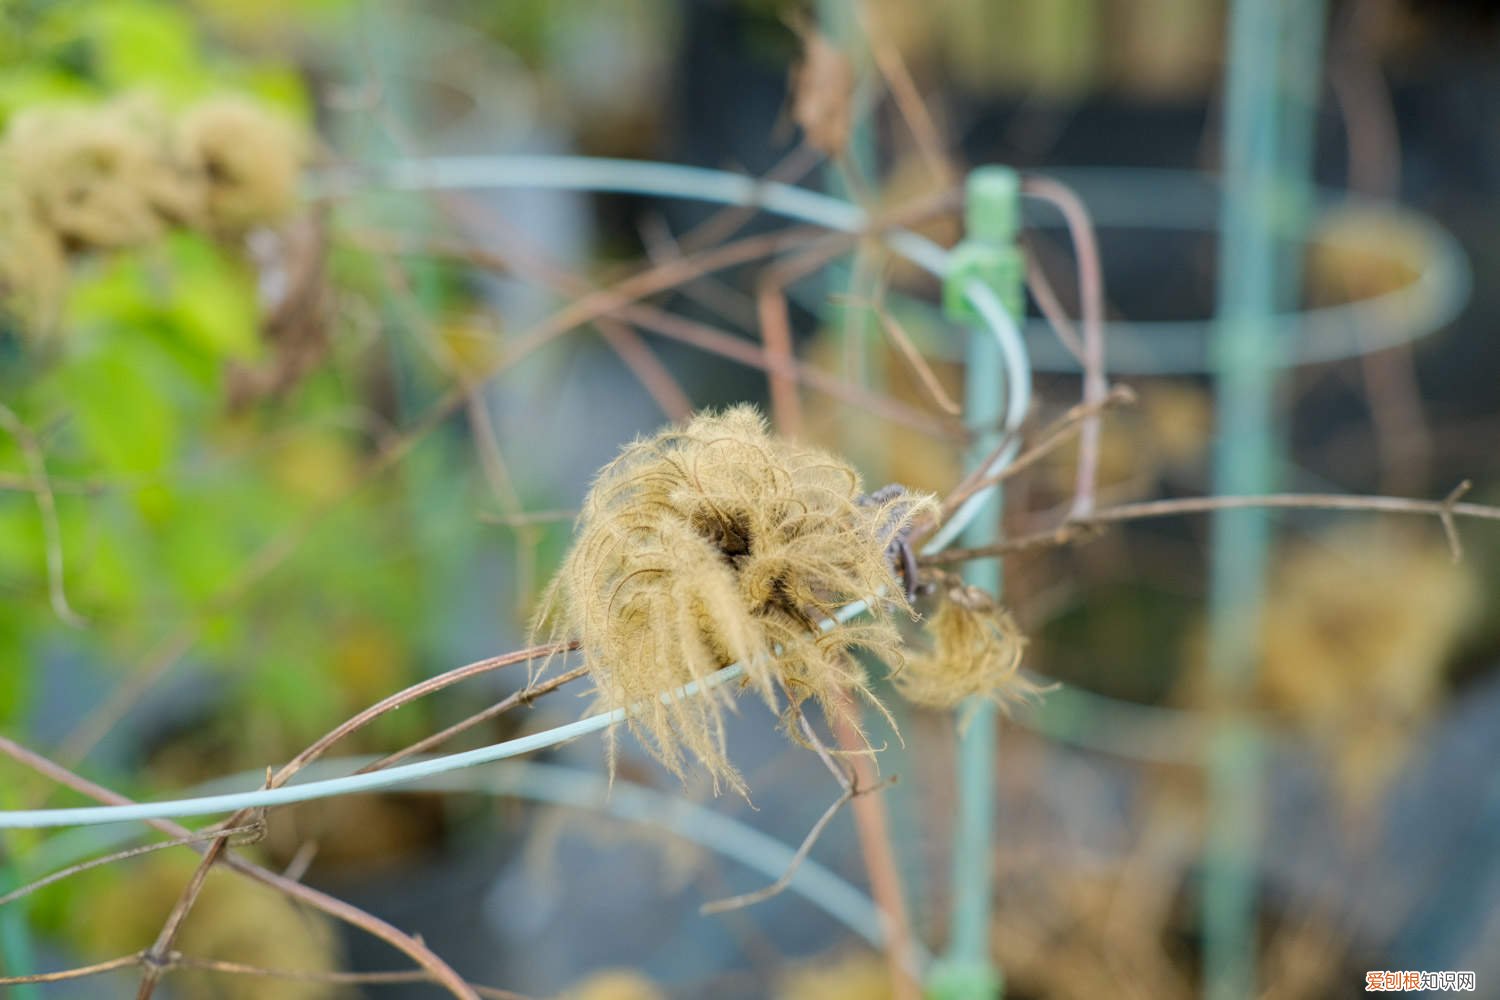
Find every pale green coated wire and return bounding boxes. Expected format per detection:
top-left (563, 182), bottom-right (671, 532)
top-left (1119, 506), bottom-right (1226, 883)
top-left (0, 159), bottom-right (1025, 996)
top-left (0, 155), bottom-right (1032, 833)
top-left (1204, 3), bottom-right (1325, 998)
top-left (0, 287), bottom-right (1026, 830)
top-left (14, 758), bottom-right (930, 972)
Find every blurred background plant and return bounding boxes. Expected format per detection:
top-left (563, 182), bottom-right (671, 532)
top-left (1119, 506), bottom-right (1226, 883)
top-left (2, 1), bottom-right (1499, 998)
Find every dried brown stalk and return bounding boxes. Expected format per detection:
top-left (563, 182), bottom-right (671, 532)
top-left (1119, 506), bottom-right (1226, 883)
top-left (921, 487), bottom-right (1500, 567)
top-left (0, 735), bottom-right (477, 999)
top-left (1022, 175), bottom-right (1106, 520)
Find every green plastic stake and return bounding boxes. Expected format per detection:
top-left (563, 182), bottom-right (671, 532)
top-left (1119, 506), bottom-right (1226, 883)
top-left (944, 167), bottom-right (1024, 324)
top-left (925, 961), bottom-right (1004, 1000)
top-left (929, 165), bottom-right (1023, 1000)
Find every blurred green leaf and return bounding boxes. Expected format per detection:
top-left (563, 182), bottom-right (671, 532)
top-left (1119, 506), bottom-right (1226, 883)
top-left (58, 340), bottom-right (177, 474)
top-left (160, 233), bottom-right (260, 362)
top-left (90, 2), bottom-right (209, 96)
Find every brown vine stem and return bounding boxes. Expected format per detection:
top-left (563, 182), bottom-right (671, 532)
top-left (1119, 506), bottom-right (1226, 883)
top-left (132, 643), bottom-right (570, 997)
top-left (0, 403), bottom-right (86, 627)
top-left (357, 233), bottom-right (964, 443)
top-left (0, 952), bottom-right (533, 998)
top-left (0, 820), bottom-right (262, 908)
top-left (1022, 175), bottom-right (1106, 521)
top-left (164, 955), bottom-right (533, 999)
top-left (677, 141), bottom-right (825, 253)
top-left (860, 5), bottom-right (955, 187)
top-left (0, 735), bottom-right (478, 999)
top-left (869, 291), bottom-right (963, 417)
top-left (618, 300), bottom-right (963, 441)
top-left (0, 953), bottom-right (140, 985)
top-left (357, 662), bottom-right (591, 773)
top-left (757, 278), bottom-right (804, 436)
top-left (829, 690), bottom-right (922, 1000)
top-left (935, 386), bottom-right (1137, 526)
top-left (919, 486), bottom-right (1500, 567)
top-left (1022, 243), bottom-right (1085, 362)
top-left (700, 784), bottom-right (855, 916)
top-left (431, 190), bottom-right (695, 423)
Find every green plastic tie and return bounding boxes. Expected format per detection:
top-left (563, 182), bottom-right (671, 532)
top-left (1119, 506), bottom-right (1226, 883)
top-left (943, 166), bottom-right (1024, 323)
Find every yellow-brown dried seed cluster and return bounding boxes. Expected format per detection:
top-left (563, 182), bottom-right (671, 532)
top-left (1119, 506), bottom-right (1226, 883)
top-left (899, 581), bottom-right (1037, 711)
top-left (1255, 521), bottom-right (1477, 812)
top-left (0, 94), bottom-right (303, 332)
top-left (537, 405), bottom-right (935, 792)
top-left (777, 950), bottom-right (893, 1000)
top-left (561, 969), bottom-right (666, 1000)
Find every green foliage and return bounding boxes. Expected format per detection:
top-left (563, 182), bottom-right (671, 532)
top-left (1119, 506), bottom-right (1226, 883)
top-left (0, 0), bottom-right (314, 123)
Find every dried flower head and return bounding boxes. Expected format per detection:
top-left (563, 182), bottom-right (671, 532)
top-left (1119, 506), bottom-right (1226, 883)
top-left (112, 94), bottom-right (207, 228)
top-left (563, 969), bottom-right (666, 1000)
top-left (778, 950), bottom-right (892, 1000)
top-left (897, 581), bottom-right (1036, 710)
top-left (1256, 521), bottom-right (1477, 811)
top-left (5, 103), bottom-right (166, 250)
top-left (537, 405), bottom-right (934, 792)
top-left (178, 95), bottom-right (303, 233)
top-left (790, 25), bottom-right (855, 158)
top-left (0, 166), bottom-right (67, 334)
top-left (1178, 520), bottom-right (1478, 815)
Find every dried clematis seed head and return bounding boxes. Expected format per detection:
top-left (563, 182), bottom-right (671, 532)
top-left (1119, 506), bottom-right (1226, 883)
top-left (790, 25), bottom-right (855, 158)
top-left (535, 405), bottom-right (935, 793)
top-left (177, 95), bottom-right (304, 233)
top-left (897, 582), bottom-right (1038, 711)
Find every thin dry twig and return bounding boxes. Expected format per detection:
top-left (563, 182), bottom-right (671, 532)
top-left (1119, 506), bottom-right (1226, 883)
top-left (1439, 479), bottom-right (1472, 562)
top-left (0, 951), bottom-right (533, 999)
top-left (595, 321), bottom-right (695, 419)
top-left (1023, 245), bottom-right (1085, 362)
top-left (1022, 175), bottom-right (1106, 520)
top-left (478, 508), bottom-right (578, 528)
top-left (357, 663), bottom-right (591, 773)
top-left (700, 784), bottom-right (855, 916)
top-left (757, 278), bottom-right (805, 435)
top-left (0, 819), bottom-right (263, 908)
top-left (0, 953), bottom-right (140, 986)
top-left (905, 384), bottom-right (1135, 551)
top-left (859, 5), bottom-right (955, 186)
top-left (0, 402), bottom-right (86, 627)
top-left (282, 642), bottom-right (572, 781)
top-left (829, 689), bottom-right (921, 1000)
top-left (164, 955), bottom-right (533, 999)
top-left (362, 230), bottom-right (965, 443)
top-left (920, 485), bottom-right (1500, 567)
top-left (433, 190), bottom-right (694, 421)
top-left (639, 212), bottom-right (758, 329)
top-left (0, 735), bottom-right (479, 999)
top-left (936, 385), bottom-right (1137, 525)
top-left (844, 287), bottom-right (962, 417)
top-left (677, 141), bottom-right (825, 253)
top-left (464, 390), bottom-right (545, 615)
top-left (133, 642), bottom-right (565, 998)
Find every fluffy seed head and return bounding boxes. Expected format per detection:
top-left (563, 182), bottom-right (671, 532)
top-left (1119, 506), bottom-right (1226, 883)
top-left (5, 103), bottom-right (166, 250)
top-left (178, 95), bottom-right (303, 233)
top-left (563, 969), bottom-right (666, 1000)
top-left (0, 167), bottom-right (67, 334)
top-left (536, 405), bottom-right (934, 792)
top-left (897, 582), bottom-right (1035, 710)
top-left (778, 950), bottom-right (892, 1000)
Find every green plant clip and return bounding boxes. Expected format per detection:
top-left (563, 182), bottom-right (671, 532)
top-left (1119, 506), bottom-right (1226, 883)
top-left (925, 958), bottom-right (1004, 1000)
top-left (943, 166), bottom-right (1024, 324)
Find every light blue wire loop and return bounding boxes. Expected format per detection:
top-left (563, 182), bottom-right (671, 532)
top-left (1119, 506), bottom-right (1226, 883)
top-left (0, 154), bottom-right (1042, 989)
